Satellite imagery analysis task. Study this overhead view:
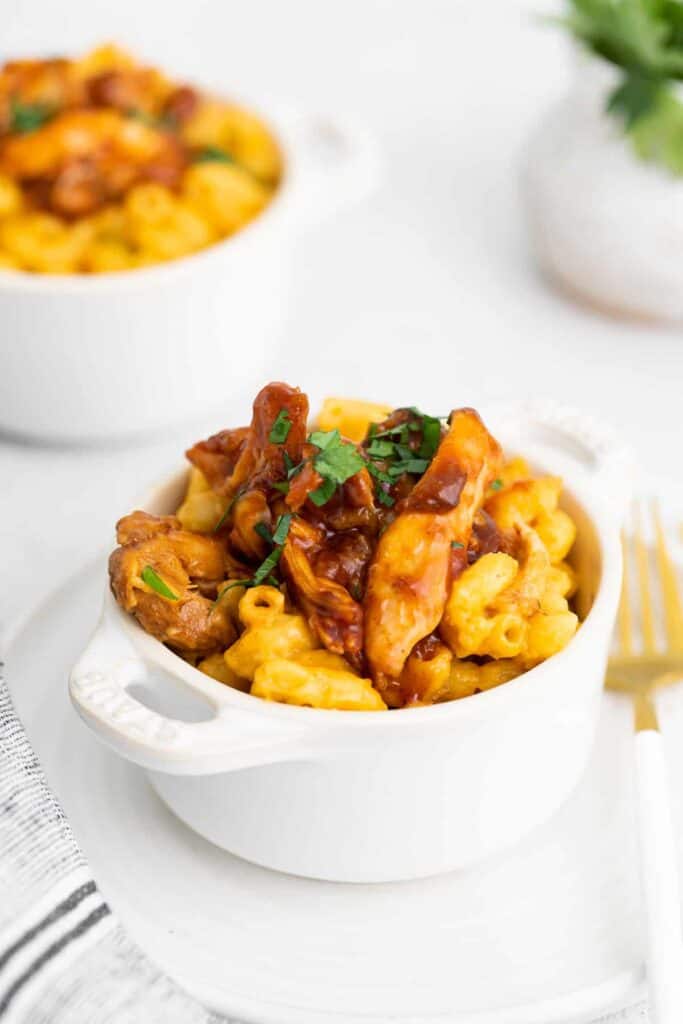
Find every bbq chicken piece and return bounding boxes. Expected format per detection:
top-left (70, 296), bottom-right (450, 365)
top-left (281, 516), bottom-right (365, 669)
top-left (0, 108), bottom-right (187, 216)
top-left (109, 511), bottom-right (235, 655)
top-left (187, 382), bottom-right (309, 499)
top-left (364, 408), bottom-right (502, 704)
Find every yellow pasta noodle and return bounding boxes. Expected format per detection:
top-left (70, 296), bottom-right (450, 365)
top-left (444, 659), bottom-right (523, 701)
top-left (198, 652), bottom-right (250, 692)
top-left (486, 477), bottom-right (576, 564)
top-left (224, 585), bottom-right (317, 681)
top-left (316, 398), bottom-right (393, 443)
top-left (252, 658), bottom-right (387, 710)
top-left (182, 163), bottom-right (269, 235)
top-left (441, 552), bottom-right (527, 659)
top-left (177, 467), bottom-right (229, 534)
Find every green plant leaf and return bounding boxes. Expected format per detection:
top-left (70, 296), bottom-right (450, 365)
top-left (630, 85), bottom-right (683, 172)
top-left (607, 71), bottom-right (665, 125)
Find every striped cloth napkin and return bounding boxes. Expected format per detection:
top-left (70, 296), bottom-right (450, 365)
top-left (0, 673), bottom-right (229, 1024)
top-left (0, 669), bottom-right (647, 1024)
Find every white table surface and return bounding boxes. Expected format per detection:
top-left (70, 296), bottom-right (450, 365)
top-left (1, 2), bottom-right (677, 1020)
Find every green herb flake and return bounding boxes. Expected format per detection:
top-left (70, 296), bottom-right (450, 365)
top-left (309, 477), bottom-right (337, 507)
top-left (252, 546), bottom-right (284, 586)
top-left (308, 428), bottom-right (340, 451)
top-left (366, 462), bottom-right (393, 485)
top-left (418, 415), bottom-right (442, 460)
top-left (193, 145), bottom-right (235, 164)
top-left (141, 565), bottom-right (179, 600)
top-left (272, 481), bottom-right (290, 494)
top-left (377, 489), bottom-right (395, 507)
top-left (271, 512), bottom-right (292, 546)
top-left (10, 100), bottom-right (53, 134)
top-left (490, 478), bottom-right (504, 491)
top-left (388, 458), bottom-right (430, 478)
top-left (213, 579), bottom-right (249, 606)
top-left (269, 408), bottom-right (292, 444)
top-left (213, 490), bottom-right (241, 533)
top-left (306, 429), bottom-right (366, 506)
top-left (366, 439), bottom-right (395, 459)
top-left (451, 541), bottom-right (464, 550)
top-left (254, 521), bottom-right (273, 544)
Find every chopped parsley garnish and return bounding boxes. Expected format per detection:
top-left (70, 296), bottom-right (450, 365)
top-left (490, 478), bottom-right (504, 491)
top-left (252, 546), bottom-right (284, 585)
top-left (141, 565), bottom-right (178, 600)
top-left (271, 512), bottom-right (292, 545)
top-left (387, 457), bottom-right (429, 478)
top-left (376, 488), bottom-right (395, 507)
top-left (309, 477), bottom-right (337, 507)
top-left (217, 578), bottom-right (251, 596)
top-left (193, 145), bottom-right (235, 164)
top-left (125, 108), bottom-right (168, 129)
top-left (10, 100), bottom-right (53, 134)
top-left (269, 408), bottom-right (292, 444)
top-left (307, 429), bottom-right (366, 506)
top-left (363, 407), bottom-right (445, 505)
top-left (213, 490), bottom-right (242, 532)
top-left (418, 415), bottom-right (442, 460)
top-left (366, 439), bottom-right (394, 459)
top-left (254, 521), bottom-right (273, 544)
top-left (451, 541), bottom-right (464, 550)
top-left (216, 514), bottom-right (292, 605)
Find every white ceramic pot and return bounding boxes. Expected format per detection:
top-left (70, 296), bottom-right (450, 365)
top-left (69, 402), bottom-right (629, 883)
top-left (0, 106), bottom-right (378, 444)
top-left (522, 53), bottom-right (683, 321)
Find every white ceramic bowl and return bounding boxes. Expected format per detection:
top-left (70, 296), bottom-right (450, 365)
top-left (0, 104), bottom-right (378, 443)
top-left (69, 402), bottom-right (629, 883)
top-left (522, 52), bottom-right (683, 321)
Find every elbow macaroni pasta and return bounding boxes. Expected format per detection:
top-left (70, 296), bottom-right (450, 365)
top-left (224, 586), bottom-right (317, 680)
top-left (177, 467), bottom-right (228, 533)
top-left (252, 657), bottom-right (387, 711)
top-left (441, 477), bottom-right (579, 669)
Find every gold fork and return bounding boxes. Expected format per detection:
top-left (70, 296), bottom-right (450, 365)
top-left (606, 503), bottom-right (683, 1024)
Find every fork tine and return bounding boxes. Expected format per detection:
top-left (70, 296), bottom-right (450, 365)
top-left (618, 529), bottom-right (634, 655)
top-left (634, 502), bottom-right (657, 654)
top-left (652, 500), bottom-right (683, 653)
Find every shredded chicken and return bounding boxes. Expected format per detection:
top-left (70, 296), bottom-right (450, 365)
top-left (280, 517), bottom-right (365, 669)
top-left (109, 511), bottom-right (235, 654)
top-left (364, 408), bottom-right (502, 704)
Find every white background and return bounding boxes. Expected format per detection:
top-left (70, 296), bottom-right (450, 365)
top-left (0, 3), bottom-right (671, 1019)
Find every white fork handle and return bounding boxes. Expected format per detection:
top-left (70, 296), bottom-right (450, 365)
top-left (635, 729), bottom-right (683, 1024)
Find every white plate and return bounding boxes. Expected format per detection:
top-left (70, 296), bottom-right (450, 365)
top-left (7, 543), bottom-right (683, 1024)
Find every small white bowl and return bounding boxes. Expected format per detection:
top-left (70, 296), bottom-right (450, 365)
top-left (0, 103), bottom-right (378, 443)
top-left (522, 52), bottom-right (683, 321)
top-left (69, 402), bottom-right (629, 883)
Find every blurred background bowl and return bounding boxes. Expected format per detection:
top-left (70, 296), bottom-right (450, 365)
top-left (0, 102), bottom-right (379, 445)
top-left (522, 50), bottom-right (683, 323)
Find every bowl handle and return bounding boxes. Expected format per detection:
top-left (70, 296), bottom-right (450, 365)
top-left (283, 111), bottom-right (381, 228)
top-left (69, 606), bottom-right (311, 777)
top-left (489, 399), bottom-right (634, 523)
